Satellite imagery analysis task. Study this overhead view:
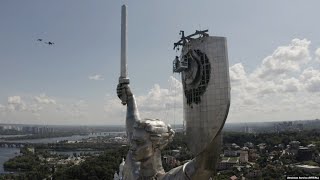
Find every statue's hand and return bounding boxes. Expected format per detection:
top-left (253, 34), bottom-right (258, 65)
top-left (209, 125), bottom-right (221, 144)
top-left (117, 83), bottom-right (133, 105)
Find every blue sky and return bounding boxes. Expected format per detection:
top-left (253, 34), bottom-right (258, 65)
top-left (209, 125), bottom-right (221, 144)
top-left (0, 1), bottom-right (320, 125)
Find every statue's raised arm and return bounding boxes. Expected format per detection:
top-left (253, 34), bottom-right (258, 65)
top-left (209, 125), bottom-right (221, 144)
top-left (115, 5), bottom-right (143, 179)
top-left (117, 83), bottom-right (140, 141)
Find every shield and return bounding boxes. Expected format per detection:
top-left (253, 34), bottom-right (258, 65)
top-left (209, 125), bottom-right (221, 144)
top-left (180, 36), bottom-right (230, 156)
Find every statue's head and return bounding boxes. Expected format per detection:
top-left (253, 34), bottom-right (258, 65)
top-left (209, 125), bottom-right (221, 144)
top-left (130, 119), bottom-right (175, 161)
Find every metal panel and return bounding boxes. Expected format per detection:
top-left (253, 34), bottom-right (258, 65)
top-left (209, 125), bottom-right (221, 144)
top-left (181, 36), bottom-right (230, 156)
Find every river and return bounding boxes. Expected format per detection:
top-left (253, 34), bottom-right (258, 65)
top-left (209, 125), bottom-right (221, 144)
top-left (2, 132), bottom-right (125, 144)
top-left (0, 131), bottom-right (125, 174)
top-left (0, 148), bottom-right (20, 174)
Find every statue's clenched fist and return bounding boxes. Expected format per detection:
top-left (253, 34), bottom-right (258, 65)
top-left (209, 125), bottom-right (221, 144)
top-left (117, 83), bottom-right (133, 105)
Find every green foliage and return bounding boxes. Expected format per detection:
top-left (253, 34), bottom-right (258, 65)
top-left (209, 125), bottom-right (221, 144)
top-left (261, 165), bottom-right (284, 179)
top-left (1, 147), bottom-right (53, 180)
top-left (53, 146), bottom-right (128, 180)
top-left (2, 129), bottom-right (320, 179)
top-left (257, 156), bottom-right (268, 168)
top-left (223, 129), bottom-right (320, 148)
top-left (302, 160), bottom-right (319, 166)
top-left (162, 132), bottom-right (193, 171)
top-left (4, 154), bottom-right (39, 171)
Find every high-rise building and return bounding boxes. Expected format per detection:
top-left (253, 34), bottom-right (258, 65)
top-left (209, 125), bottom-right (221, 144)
top-left (240, 150), bottom-right (249, 163)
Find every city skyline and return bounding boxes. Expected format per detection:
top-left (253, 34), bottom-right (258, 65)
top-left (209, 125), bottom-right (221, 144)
top-left (0, 1), bottom-right (320, 125)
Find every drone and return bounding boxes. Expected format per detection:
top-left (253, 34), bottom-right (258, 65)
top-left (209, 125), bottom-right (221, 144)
top-left (45, 41), bottom-right (54, 45)
top-left (36, 39), bottom-right (55, 45)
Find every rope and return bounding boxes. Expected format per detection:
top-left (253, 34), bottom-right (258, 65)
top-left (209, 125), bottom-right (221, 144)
top-left (164, 72), bottom-right (174, 124)
top-left (173, 73), bottom-right (177, 130)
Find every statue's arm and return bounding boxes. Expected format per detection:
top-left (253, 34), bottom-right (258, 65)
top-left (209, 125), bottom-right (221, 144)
top-left (117, 83), bottom-right (140, 141)
top-left (126, 94), bottom-right (140, 141)
top-left (117, 83), bottom-right (141, 180)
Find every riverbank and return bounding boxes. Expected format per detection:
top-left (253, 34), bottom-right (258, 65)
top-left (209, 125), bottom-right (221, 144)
top-left (0, 131), bottom-right (127, 174)
top-left (1, 132), bottom-right (87, 141)
top-left (0, 148), bottom-right (20, 174)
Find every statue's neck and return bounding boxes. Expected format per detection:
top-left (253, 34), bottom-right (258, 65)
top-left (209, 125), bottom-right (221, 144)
top-left (140, 150), bottom-right (164, 179)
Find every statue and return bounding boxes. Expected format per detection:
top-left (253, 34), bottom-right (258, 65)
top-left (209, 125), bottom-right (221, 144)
top-left (117, 5), bottom-right (230, 179)
top-left (117, 83), bottom-right (223, 180)
top-left (114, 172), bottom-right (119, 180)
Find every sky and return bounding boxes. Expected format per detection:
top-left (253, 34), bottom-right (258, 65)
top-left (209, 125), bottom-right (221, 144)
top-left (0, 0), bottom-right (320, 125)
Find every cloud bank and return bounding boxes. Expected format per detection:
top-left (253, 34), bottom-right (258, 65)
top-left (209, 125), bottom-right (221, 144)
top-left (88, 74), bottom-right (104, 81)
top-left (1, 38), bottom-right (319, 125)
top-left (228, 38), bottom-right (320, 122)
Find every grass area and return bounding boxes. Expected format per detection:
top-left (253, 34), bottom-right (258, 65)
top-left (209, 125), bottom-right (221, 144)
top-left (222, 156), bottom-right (239, 163)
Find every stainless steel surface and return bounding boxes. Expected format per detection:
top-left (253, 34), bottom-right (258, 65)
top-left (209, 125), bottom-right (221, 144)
top-left (119, 5), bottom-right (130, 105)
top-left (181, 36), bottom-right (230, 156)
top-left (120, 5), bottom-right (128, 79)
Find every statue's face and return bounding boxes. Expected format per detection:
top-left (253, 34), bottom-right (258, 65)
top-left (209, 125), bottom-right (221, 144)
top-left (131, 128), bottom-right (154, 161)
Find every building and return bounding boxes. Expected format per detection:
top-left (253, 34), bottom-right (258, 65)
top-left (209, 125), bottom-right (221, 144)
top-left (289, 141), bottom-right (300, 149)
top-left (257, 143), bottom-right (267, 154)
top-left (244, 142), bottom-right (254, 149)
top-left (307, 144), bottom-right (316, 150)
top-left (224, 150), bottom-right (239, 157)
top-left (230, 175), bottom-right (238, 180)
top-left (246, 170), bottom-right (262, 179)
top-left (163, 155), bottom-right (177, 166)
top-left (239, 150), bottom-right (248, 163)
top-left (244, 126), bottom-right (254, 133)
top-left (288, 141), bottom-right (303, 157)
top-left (217, 157), bottom-right (239, 170)
top-left (248, 149), bottom-right (259, 162)
top-left (231, 143), bottom-right (240, 150)
top-left (297, 147), bottom-right (313, 161)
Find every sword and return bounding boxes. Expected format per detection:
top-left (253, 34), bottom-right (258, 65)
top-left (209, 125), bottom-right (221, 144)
top-left (119, 5), bottom-right (130, 105)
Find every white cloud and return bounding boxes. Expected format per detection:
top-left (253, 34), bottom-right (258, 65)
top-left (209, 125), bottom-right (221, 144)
top-left (0, 94), bottom-right (94, 124)
top-left (7, 96), bottom-right (26, 111)
top-left (0, 94), bottom-right (60, 124)
top-left (104, 98), bottom-right (124, 121)
top-left (34, 94), bottom-right (56, 104)
top-left (315, 48), bottom-right (320, 62)
top-left (305, 77), bottom-right (320, 93)
top-left (280, 78), bottom-right (301, 92)
top-left (300, 67), bottom-right (320, 92)
top-left (29, 104), bottom-right (43, 113)
top-left (230, 63), bottom-right (247, 83)
top-left (227, 38), bottom-right (320, 122)
top-left (136, 76), bottom-right (183, 121)
top-left (254, 39), bottom-right (311, 80)
top-left (89, 74), bottom-right (104, 80)
top-left (0, 104), bottom-right (4, 112)
top-left (8, 96), bottom-right (22, 104)
top-left (104, 76), bottom-right (183, 125)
